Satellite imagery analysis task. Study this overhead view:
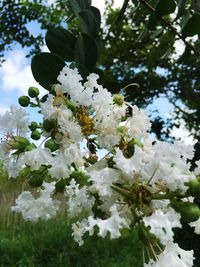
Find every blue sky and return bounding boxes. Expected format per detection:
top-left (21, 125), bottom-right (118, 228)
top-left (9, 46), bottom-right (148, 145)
top-left (0, 0), bottom-right (195, 144)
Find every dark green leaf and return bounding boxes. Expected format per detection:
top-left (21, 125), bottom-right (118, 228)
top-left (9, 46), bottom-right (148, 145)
top-left (69, 0), bottom-right (91, 16)
top-left (79, 9), bottom-right (100, 36)
top-left (180, 10), bottom-right (191, 29)
top-left (94, 68), bottom-right (104, 80)
top-left (90, 6), bottom-right (101, 29)
top-left (155, 0), bottom-right (176, 18)
top-left (45, 27), bottom-right (76, 61)
top-left (182, 13), bottom-right (200, 37)
top-left (31, 53), bottom-right (65, 91)
top-left (150, 28), bottom-right (163, 39)
top-left (174, 0), bottom-right (187, 20)
top-left (75, 33), bottom-right (98, 71)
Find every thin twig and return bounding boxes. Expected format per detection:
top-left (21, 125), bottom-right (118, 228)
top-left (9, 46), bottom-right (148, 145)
top-left (139, 0), bottom-right (197, 53)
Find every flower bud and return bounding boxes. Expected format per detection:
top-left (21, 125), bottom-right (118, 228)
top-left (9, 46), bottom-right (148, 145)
top-left (29, 121), bottom-right (38, 131)
top-left (31, 130), bottom-right (41, 140)
top-left (28, 87), bottom-right (39, 98)
top-left (44, 139), bottom-right (59, 152)
top-left (186, 179), bottom-right (200, 197)
top-left (180, 202), bottom-right (200, 222)
top-left (43, 119), bottom-right (56, 132)
top-left (55, 179), bottom-right (66, 193)
top-left (25, 143), bottom-right (37, 151)
top-left (113, 94), bottom-right (124, 106)
top-left (69, 170), bottom-right (89, 185)
top-left (11, 136), bottom-right (30, 151)
top-left (125, 139), bottom-right (135, 158)
top-left (28, 176), bottom-right (43, 187)
top-left (18, 96), bottom-right (30, 107)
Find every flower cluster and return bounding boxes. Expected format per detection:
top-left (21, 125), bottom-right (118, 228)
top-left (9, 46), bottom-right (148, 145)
top-left (1, 66), bottom-right (200, 266)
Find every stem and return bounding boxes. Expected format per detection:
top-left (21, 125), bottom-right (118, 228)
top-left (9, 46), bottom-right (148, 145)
top-left (139, 0), bottom-right (197, 54)
top-left (152, 191), bottom-right (190, 200)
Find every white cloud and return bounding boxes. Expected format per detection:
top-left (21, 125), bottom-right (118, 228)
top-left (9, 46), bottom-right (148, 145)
top-left (0, 50), bottom-right (46, 96)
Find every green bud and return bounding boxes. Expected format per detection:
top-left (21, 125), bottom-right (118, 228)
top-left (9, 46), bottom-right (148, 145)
top-left (28, 87), bottom-right (39, 98)
top-left (29, 121), bottom-right (38, 131)
top-left (55, 179), bottom-right (66, 193)
top-left (44, 139), bottom-right (59, 152)
top-left (31, 130), bottom-right (41, 140)
top-left (40, 94), bottom-right (48, 103)
top-left (69, 170), bottom-right (89, 185)
top-left (125, 139), bottom-right (135, 158)
top-left (186, 179), bottom-right (200, 197)
top-left (28, 176), bottom-right (43, 188)
top-left (24, 143), bottom-right (37, 151)
top-left (66, 101), bottom-right (76, 113)
top-left (43, 119), bottom-right (56, 132)
top-left (18, 96), bottom-right (30, 107)
top-left (113, 94), bottom-right (124, 106)
top-left (180, 202), bottom-right (200, 222)
top-left (11, 136), bottom-right (30, 151)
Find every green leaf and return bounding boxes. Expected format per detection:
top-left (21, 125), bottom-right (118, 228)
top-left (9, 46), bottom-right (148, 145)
top-left (182, 13), bottom-right (200, 37)
top-left (31, 53), bottom-right (65, 91)
top-left (75, 33), bottom-right (98, 71)
top-left (174, 0), bottom-right (187, 20)
top-left (150, 28), bottom-right (163, 39)
top-left (45, 27), bottom-right (76, 61)
top-left (155, 0), bottom-right (176, 18)
top-left (69, 0), bottom-right (91, 16)
top-left (78, 9), bottom-right (100, 36)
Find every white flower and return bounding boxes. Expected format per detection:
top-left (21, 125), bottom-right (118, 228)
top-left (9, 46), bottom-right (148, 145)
top-left (87, 204), bottom-right (130, 238)
top-left (66, 179), bottom-right (94, 218)
top-left (72, 219), bottom-right (88, 246)
top-left (12, 182), bottom-right (60, 221)
top-left (125, 105), bottom-right (151, 139)
top-left (189, 217), bottom-right (200, 234)
top-left (59, 119), bottom-right (83, 143)
top-left (23, 147), bottom-right (52, 170)
top-left (89, 167), bottom-right (120, 198)
top-left (84, 73), bottom-right (99, 89)
top-left (114, 147), bottom-right (144, 179)
top-left (194, 160), bottom-right (200, 176)
top-left (144, 243), bottom-right (194, 267)
top-left (3, 156), bottom-right (24, 178)
top-left (92, 86), bottom-right (113, 116)
top-left (64, 143), bottom-right (85, 167)
top-left (143, 208), bottom-right (182, 245)
top-left (0, 105), bottom-right (29, 135)
top-left (48, 153), bottom-right (71, 179)
top-left (57, 66), bottom-right (82, 89)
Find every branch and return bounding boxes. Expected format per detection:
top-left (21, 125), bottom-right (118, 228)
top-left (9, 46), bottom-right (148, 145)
top-left (139, 0), bottom-right (197, 54)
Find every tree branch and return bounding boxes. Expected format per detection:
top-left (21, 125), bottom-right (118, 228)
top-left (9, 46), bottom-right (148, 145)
top-left (139, 0), bottom-right (197, 54)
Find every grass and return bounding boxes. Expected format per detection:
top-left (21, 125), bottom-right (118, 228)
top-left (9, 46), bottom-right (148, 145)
top-left (0, 219), bottom-right (143, 267)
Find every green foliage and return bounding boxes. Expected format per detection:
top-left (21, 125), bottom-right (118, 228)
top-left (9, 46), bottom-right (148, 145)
top-left (31, 53), bottom-right (65, 91)
top-left (155, 0), bottom-right (176, 18)
top-left (182, 13), bottom-right (200, 37)
top-left (45, 27), bottom-right (76, 61)
top-left (75, 33), bottom-right (98, 71)
top-left (31, 0), bottom-right (101, 90)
